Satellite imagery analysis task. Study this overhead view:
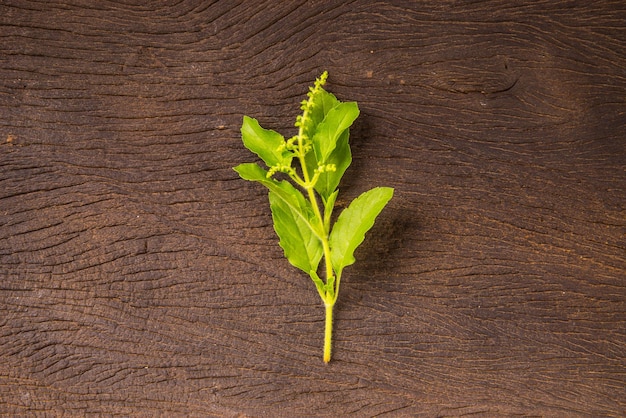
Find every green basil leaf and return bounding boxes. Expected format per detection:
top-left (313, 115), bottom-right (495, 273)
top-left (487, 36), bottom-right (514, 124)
top-left (311, 102), bottom-right (359, 164)
top-left (314, 129), bottom-right (351, 200)
top-left (303, 88), bottom-right (339, 142)
top-left (301, 89), bottom-right (340, 178)
top-left (329, 187), bottom-right (394, 276)
top-left (269, 191), bottom-right (323, 274)
top-left (241, 116), bottom-right (292, 167)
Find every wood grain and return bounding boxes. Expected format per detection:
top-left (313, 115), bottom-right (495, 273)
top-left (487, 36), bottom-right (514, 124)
top-left (1, 0), bottom-right (624, 416)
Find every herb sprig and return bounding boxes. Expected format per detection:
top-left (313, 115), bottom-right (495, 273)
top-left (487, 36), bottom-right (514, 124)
top-left (234, 72), bottom-right (393, 363)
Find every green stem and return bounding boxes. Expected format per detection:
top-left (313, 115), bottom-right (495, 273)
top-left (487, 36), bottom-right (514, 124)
top-left (323, 302), bottom-right (334, 363)
top-left (295, 78), bottom-right (338, 362)
top-left (311, 186), bottom-right (337, 363)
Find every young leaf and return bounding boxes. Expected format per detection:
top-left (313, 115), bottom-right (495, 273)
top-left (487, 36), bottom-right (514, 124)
top-left (330, 187), bottom-right (394, 276)
top-left (269, 191), bottom-right (323, 274)
top-left (314, 129), bottom-right (351, 200)
top-left (303, 88), bottom-right (340, 141)
top-left (322, 189), bottom-right (339, 232)
top-left (311, 102), bottom-right (359, 164)
top-left (241, 116), bottom-right (292, 167)
top-left (301, 88), bottom-right (340, 178)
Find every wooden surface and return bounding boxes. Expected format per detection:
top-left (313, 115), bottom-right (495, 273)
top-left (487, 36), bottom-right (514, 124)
top-left (1, 1), bottom-right (624, 416)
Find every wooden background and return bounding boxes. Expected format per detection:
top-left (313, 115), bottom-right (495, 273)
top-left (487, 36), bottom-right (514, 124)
top-left (1, 1), bottom-right (624, 416)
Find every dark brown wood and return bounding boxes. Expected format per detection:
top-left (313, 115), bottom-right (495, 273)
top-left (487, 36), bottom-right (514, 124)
top-left (1, 1), bottom-right (624, 416)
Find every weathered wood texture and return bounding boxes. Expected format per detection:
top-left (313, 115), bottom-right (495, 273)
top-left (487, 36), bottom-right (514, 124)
top-left (1, 0), bottom-right (624, 416)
